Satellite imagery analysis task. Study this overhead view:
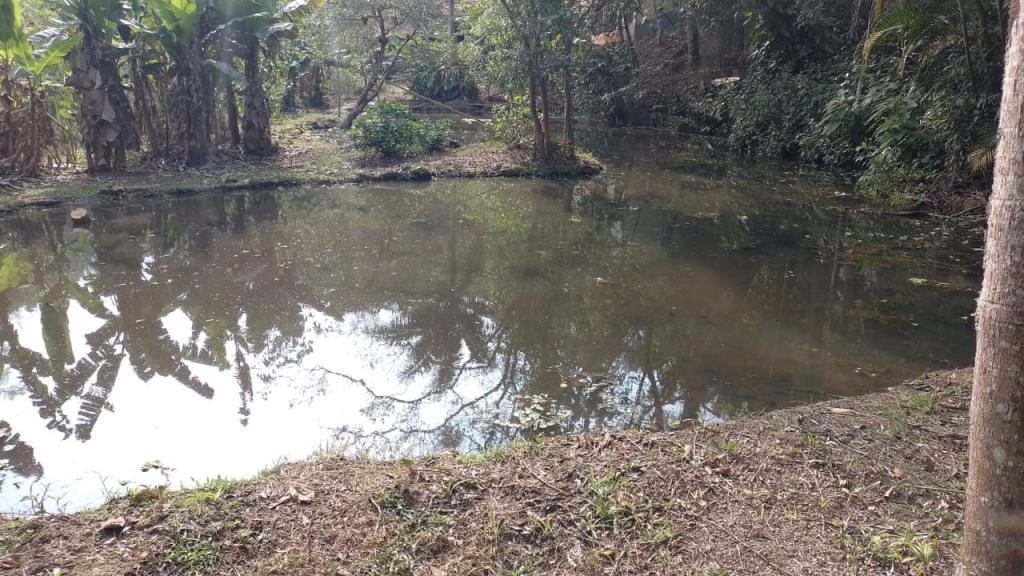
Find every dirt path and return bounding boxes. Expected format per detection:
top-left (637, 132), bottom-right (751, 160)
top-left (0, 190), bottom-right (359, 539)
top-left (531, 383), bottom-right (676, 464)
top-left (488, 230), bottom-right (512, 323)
top-left (0, 369), bottom-right (971, 575)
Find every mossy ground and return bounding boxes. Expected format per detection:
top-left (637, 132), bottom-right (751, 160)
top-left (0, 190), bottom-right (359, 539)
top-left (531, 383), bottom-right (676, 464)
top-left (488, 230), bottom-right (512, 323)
top-left (0, 370), bottom-right (971, 575)
top-left (0, 111), bottom-right (602, 216)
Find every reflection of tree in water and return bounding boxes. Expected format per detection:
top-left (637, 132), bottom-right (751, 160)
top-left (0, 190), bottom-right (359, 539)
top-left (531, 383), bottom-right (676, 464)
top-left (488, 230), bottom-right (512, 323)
top-left (0, 420), bottom-right (43, 491)
top-left (0, 191), bottom-right (310, 457)
top-left (0, 182), bottom-right (979, 467)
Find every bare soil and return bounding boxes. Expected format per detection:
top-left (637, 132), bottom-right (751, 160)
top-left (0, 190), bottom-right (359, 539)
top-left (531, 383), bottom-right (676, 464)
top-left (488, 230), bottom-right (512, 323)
top-left (0, 369), bottom-right (972, 576)
top-left (0, 111), bottom-right (601, 217)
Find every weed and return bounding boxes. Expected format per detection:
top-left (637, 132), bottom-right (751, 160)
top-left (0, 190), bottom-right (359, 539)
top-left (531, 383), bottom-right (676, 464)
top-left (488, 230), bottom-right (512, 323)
top-left (506, 562), bottom-right (536, 576)
top-left (532, 513), bottom-right (554, 537)
top-left (585, 473), bottom-right (635, 535)
top-left (163, 533), bottom-right (222, 575)
top-left (735, 401), bottom-right (763, 421)
top-left (20, 482), bottom-right (67, 515)
top-left (864, 532), bottom-right (936, 574)
top-left (910, 392), bottom-right (938, 415)
top-left (644, 521), bottom-right (677, 543)
top-left (457, 446), bottom-right (509, 465)
top-left (183, 488), bottom-right (223, 513)
top-left (195, 476), bottom-right (246, 494)
top-left (256, 458), bottom-right (287, 480)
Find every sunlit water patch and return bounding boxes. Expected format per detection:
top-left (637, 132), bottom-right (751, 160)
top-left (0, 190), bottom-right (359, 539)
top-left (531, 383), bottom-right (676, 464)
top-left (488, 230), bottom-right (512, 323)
top-left (0, 149), bottom-right (981, 512)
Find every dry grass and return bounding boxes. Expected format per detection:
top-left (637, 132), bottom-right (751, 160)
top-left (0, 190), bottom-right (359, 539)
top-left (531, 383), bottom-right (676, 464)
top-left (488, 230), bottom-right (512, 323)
top-left (0, 369), bottom-right (971, 576)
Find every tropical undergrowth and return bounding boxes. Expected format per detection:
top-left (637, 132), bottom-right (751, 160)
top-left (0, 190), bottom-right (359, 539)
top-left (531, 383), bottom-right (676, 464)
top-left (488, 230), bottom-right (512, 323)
top-left (613, 0), bottom-right (1006, 209)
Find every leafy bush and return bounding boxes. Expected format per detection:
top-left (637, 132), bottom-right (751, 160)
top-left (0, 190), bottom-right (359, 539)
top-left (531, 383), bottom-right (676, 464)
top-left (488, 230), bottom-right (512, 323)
top-left (350, 102), bottom-right (450, 158)
top-left (490, 96), bottom-right (532, 149)
top-left (724, 60), bottom-right (839, 159)
top-left (576, 43), bottom-right (635, 125)
top-left (408, 41), bottom-right (479, 102)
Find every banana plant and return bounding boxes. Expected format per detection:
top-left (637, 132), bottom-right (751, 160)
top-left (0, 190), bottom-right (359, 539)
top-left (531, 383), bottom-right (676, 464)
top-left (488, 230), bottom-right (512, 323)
top-left (134, 0), bottom-right (216, 166)
top-left (213, 0), bottom-right (327, 156)
top-left (58, 0), bottom-right (142, 172)
top-left (1, 0), bottom-right (82, 176)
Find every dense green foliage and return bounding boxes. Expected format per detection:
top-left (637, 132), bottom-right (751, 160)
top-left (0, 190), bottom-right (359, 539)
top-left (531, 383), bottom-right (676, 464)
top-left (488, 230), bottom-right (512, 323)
top-left (669, 0), bottom-right (1005, 204)
top-left (350, 102), bottom-right (450, 158)
top-left (408, 41), bottom-right (479, 102)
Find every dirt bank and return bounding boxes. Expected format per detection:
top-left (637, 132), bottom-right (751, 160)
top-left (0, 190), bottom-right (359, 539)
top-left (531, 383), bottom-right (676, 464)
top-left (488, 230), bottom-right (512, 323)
top-left (0, 112), bottom-right (601, 218)
top-left (0, 369), bottom-right (971, 575)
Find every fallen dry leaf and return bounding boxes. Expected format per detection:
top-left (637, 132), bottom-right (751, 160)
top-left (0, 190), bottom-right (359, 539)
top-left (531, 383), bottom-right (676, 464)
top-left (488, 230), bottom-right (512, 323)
top-left (289, 485), bottom-right (315, 503)
top-left (100, 517), bottom-right (126, 532)
top-left (892, 467), bottom-right (904, 479)
top-left (0, 554), bottom-right (21, 569)
top-left (828, 408), bottom-right (858, 415)
top-left (595, 278), bottom-right (615, 286)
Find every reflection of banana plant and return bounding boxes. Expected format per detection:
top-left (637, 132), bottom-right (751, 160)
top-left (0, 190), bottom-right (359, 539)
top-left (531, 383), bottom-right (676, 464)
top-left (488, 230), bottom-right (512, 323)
top-left (0, 419), bottom-right (44, 490)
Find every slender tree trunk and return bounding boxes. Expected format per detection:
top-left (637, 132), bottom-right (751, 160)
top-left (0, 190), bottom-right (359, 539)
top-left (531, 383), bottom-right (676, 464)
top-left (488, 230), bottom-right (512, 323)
top-left (528, 75), bottom-right (546, 160)
top-left (448, 0), bottom-right (456, 36)
top-left (131, 61), bottom-right (162, 157)
top-left (687, 16), bottom-right (701, 68)
top-left (961, 6), bottom-right (1024, 575)
top-left (563, 69), bottom-right (574, 157)
top-left (539, 80), bottom-right (552, 160)
top-left (241, 36), bottom-right (275, 156)
top-left (342, 11), bottom-right (393, 130)
top-left (226, 83), bottom-right (240, 146)
top-left (341, 78), bottom-right (378, 130)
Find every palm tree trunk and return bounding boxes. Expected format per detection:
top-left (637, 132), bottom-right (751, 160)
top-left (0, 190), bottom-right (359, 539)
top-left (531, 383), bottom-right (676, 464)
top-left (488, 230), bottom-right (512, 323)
top-left (961, 6), bottom-right (1024, 575)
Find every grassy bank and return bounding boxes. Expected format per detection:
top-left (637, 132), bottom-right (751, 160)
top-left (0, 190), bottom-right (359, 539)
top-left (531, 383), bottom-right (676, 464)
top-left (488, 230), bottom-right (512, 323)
top-left (0, 370), bottom-right (971, 575)
top-left (0, 112), bottom-right (602, 217)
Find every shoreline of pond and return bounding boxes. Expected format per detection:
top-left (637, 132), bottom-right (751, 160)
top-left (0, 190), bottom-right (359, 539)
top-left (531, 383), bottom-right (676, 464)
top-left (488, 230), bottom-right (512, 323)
top-left (0, 140), bottom-right (604, 218)
top-left (0, 369), bottom-right (972, 575)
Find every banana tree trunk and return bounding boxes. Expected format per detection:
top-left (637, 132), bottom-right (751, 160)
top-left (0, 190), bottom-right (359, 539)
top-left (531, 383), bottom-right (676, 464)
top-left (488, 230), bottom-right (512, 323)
top-left (169, 44), bottom-right (212, 166)
top-left (67, 33), bottom-right (140, 171)
top-left (241, 36), bottom-right (274, 156)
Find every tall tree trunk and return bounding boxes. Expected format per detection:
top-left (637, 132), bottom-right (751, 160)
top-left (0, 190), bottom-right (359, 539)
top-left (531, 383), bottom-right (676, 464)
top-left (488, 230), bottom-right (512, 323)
top-left (563, 69), bottom-right (574, 157)
top-left (686, 16), bottom-right (701, 68)
top-left (226, 83), bottom-right (240, 147)
top-left (539, 80), bottom-right (552, 161)
top-left (961, 6), bottom-right (1024, 575)
top-left (131, 60), bottom-right (162, 157)
top-left (528, 75), bottom-right (546, 161)
top-left (241, 36), bottom-right (275, 156)
top-left (448, 0), bottom-right (456, 36)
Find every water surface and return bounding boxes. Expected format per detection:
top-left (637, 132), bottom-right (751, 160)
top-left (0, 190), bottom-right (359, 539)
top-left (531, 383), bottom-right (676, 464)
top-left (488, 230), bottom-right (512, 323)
top-left (0, 140), bottom-right (980, 511)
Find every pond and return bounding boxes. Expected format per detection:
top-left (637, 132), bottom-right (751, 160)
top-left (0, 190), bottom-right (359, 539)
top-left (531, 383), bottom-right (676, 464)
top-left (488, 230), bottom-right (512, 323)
top-left (0, 131), bottom-right (981, 512)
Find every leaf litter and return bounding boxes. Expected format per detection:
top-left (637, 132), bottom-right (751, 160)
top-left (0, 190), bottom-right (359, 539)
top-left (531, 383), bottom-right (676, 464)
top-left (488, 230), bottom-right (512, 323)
top-left (0, 369), bottom-right (971, 575)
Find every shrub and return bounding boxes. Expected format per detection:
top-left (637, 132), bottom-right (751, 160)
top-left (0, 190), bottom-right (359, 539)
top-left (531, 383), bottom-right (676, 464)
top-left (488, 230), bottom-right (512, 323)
top-left (724, 60), bottom-right (839, 159)
top-left (350, 102), bottom-right (450, 158)
top-left (490, 95), bottom-right (532, 149)
top-left (408, 41), bottom-right (479, 102)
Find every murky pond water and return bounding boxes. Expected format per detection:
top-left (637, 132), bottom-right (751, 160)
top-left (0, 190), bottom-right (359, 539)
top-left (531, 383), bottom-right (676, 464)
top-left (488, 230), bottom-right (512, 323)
top-left (0, 134), bottom-right (981, 511)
